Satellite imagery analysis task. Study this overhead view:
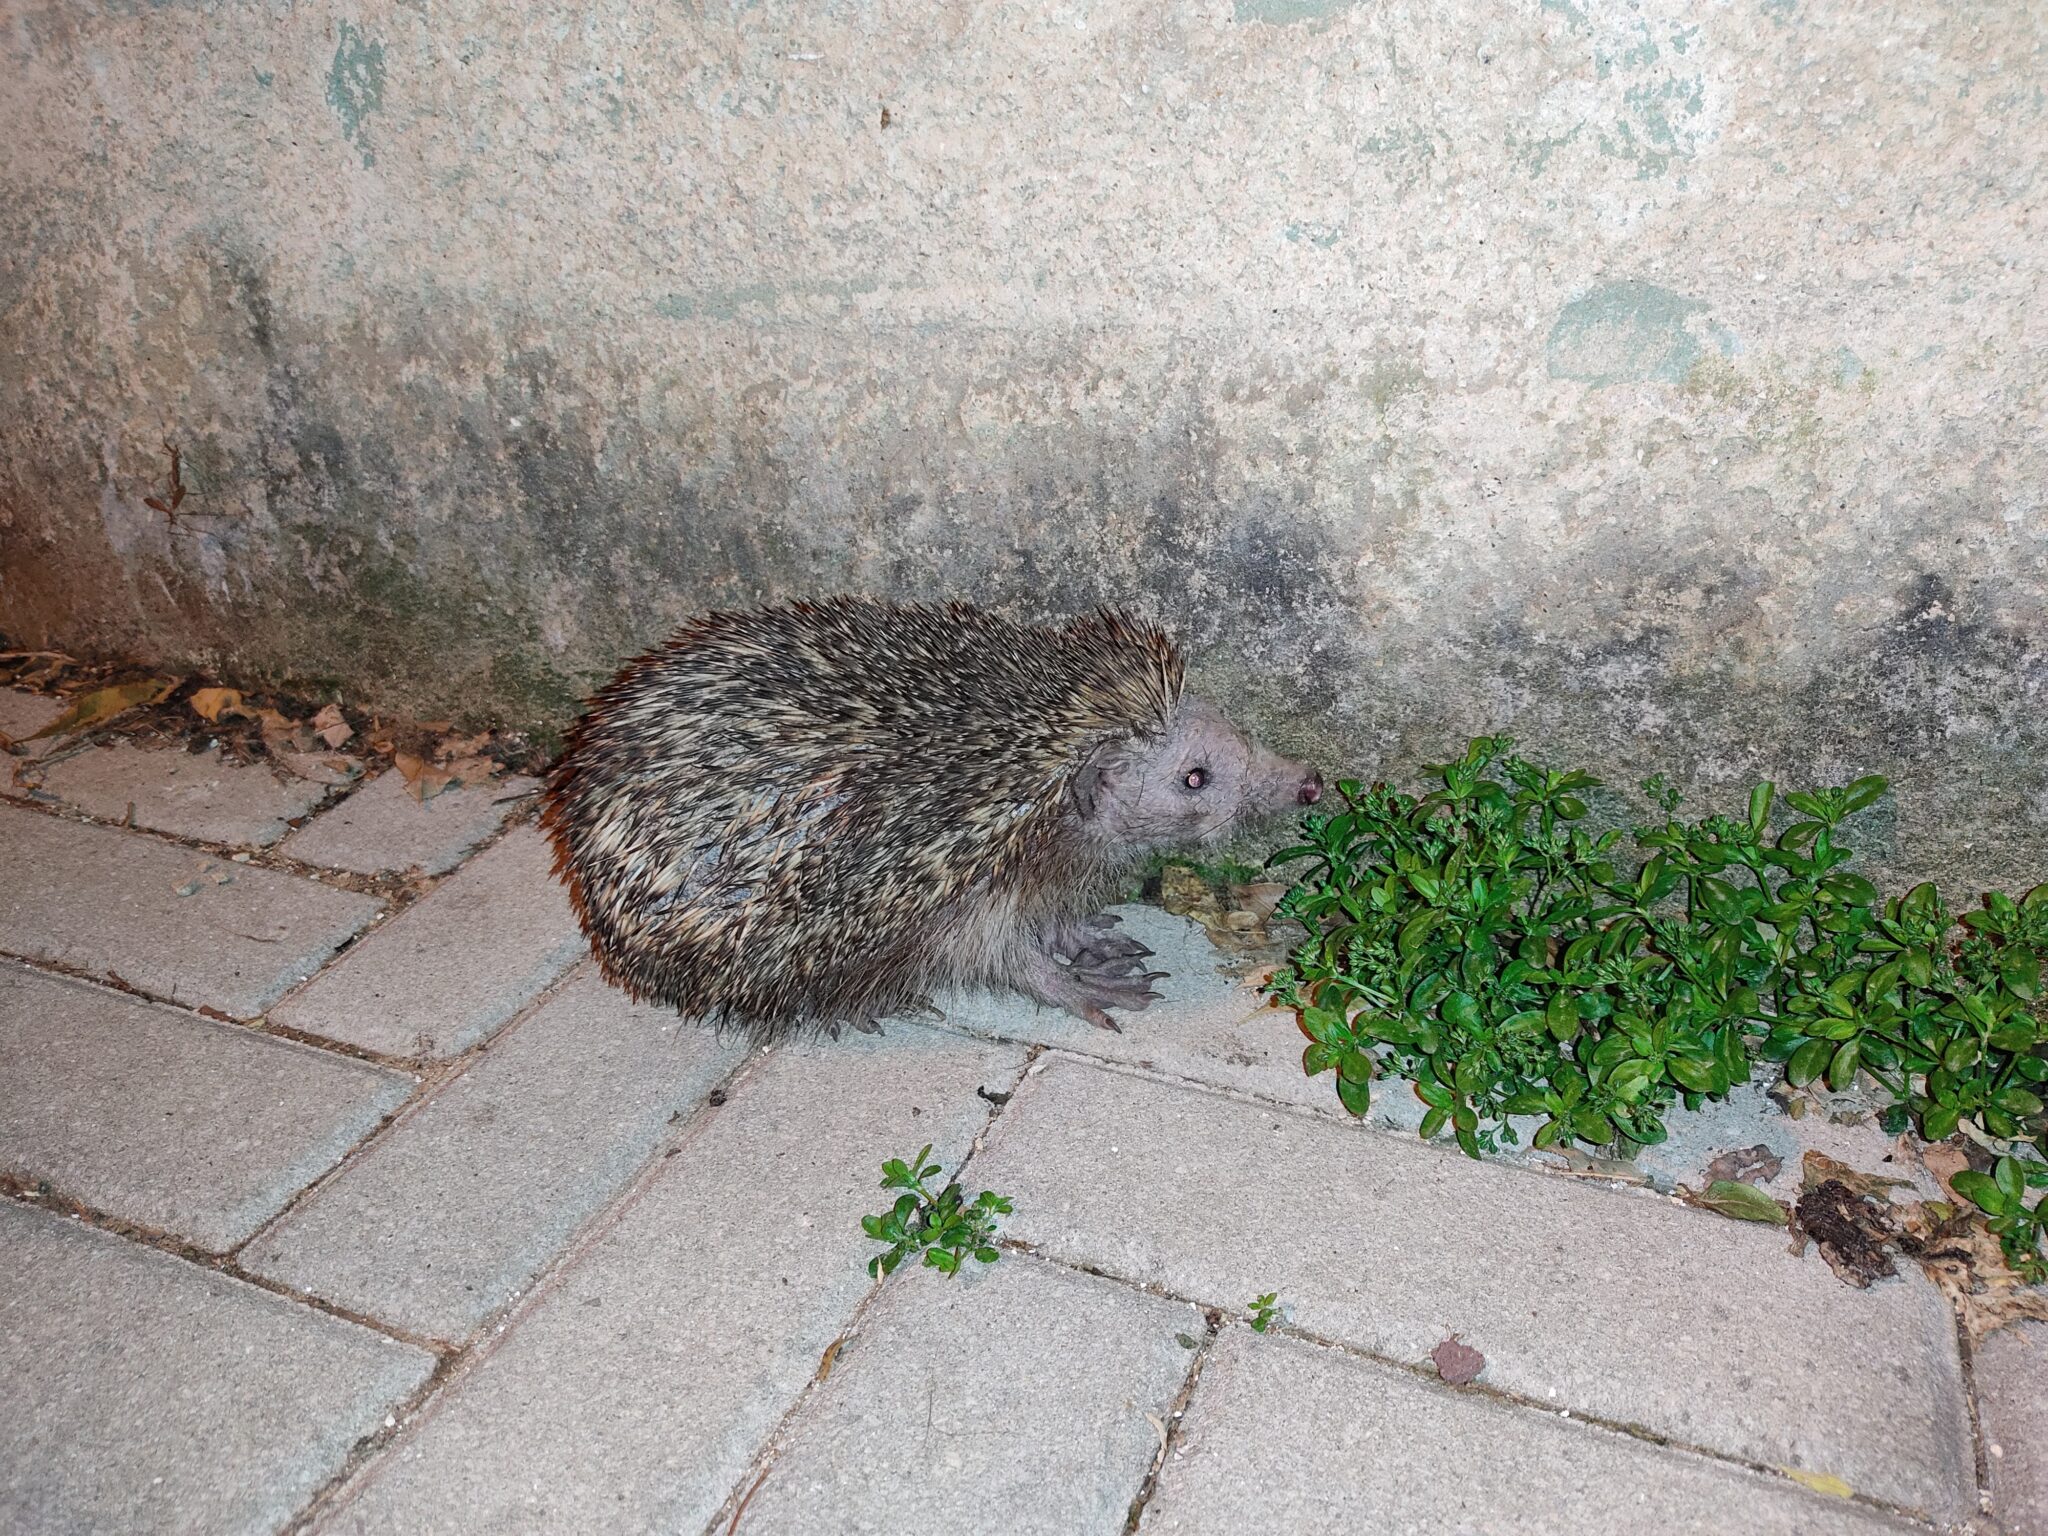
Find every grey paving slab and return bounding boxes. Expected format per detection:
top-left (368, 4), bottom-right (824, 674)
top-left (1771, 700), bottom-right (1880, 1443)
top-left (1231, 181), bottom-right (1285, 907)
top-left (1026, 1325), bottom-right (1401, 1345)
top-left (974, 1057), bottom-right (1974, 1521)
top-left (245, 968), bottom-right (747, 1340)
top-left (1978, 1320), bottom-right (2048, 1536)
top-left (1138, 1328), bottom-right (1918, 1535)
top-left (33, 742), bottom-right (329, 846)
top-left (0, 687), bottom-right (65, 761)
top-left (322, 1026), bottom-right (1023, 1536)
top-left (0, 1201), bottom-right (435, 1536)
top-left (280, 767), bottom-right (536, 877)
top-left (741, 1256), bottom-right (1197, 1535)
top-left (0, 803), bottom-right (382, 1018)
top-left (0, 963), bottom-right (413, 1251)
top-left (269, 825), bottom-right (587, 1059)
top-left (936, 904), bottom-right (1337, 1115)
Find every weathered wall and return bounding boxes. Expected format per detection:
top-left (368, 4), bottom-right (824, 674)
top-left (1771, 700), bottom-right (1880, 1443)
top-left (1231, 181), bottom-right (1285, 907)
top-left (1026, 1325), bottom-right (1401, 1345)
top-left (1, 1), bottom-right (2043, 889)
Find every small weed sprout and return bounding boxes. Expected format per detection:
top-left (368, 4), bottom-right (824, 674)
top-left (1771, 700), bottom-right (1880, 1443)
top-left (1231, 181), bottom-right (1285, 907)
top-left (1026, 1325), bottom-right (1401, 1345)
top-left (1247, 1292), bottom-right (1282, 1332)
top-left (1266, 736), bottom-right (2048, 1280)
top-left (861, 1144), bottom-right (1013, 1279)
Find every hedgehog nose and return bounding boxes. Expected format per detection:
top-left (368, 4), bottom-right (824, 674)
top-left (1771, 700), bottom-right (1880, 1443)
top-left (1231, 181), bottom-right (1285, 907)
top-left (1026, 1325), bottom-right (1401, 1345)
top-left (1298, 773), bottom-right (1323, 806)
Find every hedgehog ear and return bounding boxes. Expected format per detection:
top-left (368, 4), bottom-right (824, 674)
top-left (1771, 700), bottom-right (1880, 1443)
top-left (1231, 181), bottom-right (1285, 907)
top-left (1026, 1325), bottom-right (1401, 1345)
top-left (1068, 741), bottom-right (1127, 820)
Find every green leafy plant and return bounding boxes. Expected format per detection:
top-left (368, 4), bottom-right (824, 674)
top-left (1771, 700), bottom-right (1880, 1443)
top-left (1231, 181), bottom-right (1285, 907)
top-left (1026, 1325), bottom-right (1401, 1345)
top-left (1247, 1292), bottom-right (1282, 1332)
top-left (1264, 736), bottom-right (2048, 1277)
top-left (861, 1145), bottom-right (1012, 1278)
top-left (1951, 1156), bottom-right (2048, 1285)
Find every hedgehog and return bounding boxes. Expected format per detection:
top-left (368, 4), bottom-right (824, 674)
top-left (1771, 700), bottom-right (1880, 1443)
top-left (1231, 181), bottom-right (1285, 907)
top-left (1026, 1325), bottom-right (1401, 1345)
top-left (540, 597), bottom-right (1322, 1039)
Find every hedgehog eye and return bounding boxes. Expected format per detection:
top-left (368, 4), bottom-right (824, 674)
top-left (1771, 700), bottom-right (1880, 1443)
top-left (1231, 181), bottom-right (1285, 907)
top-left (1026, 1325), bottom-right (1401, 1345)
top-left (1183, 767), bottom-right (1208, 792)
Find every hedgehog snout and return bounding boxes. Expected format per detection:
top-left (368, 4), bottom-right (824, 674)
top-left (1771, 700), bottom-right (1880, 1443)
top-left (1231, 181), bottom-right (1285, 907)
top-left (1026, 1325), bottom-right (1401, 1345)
top-left (1298, 772), bottom-right (1324, 806)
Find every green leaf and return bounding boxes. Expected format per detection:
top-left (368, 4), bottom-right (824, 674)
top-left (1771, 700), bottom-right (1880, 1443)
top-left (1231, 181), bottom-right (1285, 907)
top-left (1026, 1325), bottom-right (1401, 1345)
top-left (1442, 992), bottom-right (1482, 1031)
top-left (2000, 950), bottom-right (2042, 1000)
top-left (1992, 1087), bottom-right (2045, 1118)
top-left (1842, 775), bottom-right (1888, 812)
top-left (1748, 782), bottom-right (1775, 833)
top-left (1995, 1156), bottom-right (2027, 1205)
top-left (1693, 1179), bottom-right (1790, 1225)
top-left (1827, 1038), bottom-right (1862, 1092)
top-left (1921, 1102), bottom-right (1961, 1141)
top-left (1667, 1055), bottom-right (1719, 1094)
top-left (1335, 1072), bottom-right (1372, 1117)
top-left (1952, 1169), bottom-right (2012, 1216)
top-left (1786, 1037), bottom-right (1832, 1088)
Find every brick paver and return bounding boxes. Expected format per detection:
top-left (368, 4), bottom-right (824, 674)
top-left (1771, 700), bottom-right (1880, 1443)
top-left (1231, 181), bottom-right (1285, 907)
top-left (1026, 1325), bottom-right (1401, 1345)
top-left (1137, 1328), bottom-right (1918, 1535)
top-left (245, 968), bottom-right (746, 1340)
top-left (740, 1256), bottom-right (1197, 1534)
top-left (973, 1056), bottom-right (1973, 1521)
top-left (33, 742), bottom-right (330, 846)
top-left (1977, 1320), bottom-right (2048, 1535)
top-left (281, 769), bottom-right (537, 877)
top-left (0, 1202), bottom-right (433, 1536)
top-left (271, 826), bottom-right (586, 1059)
top-left (0, 803), bottom-right (382, 1017)
top-left (0, 963), bottom-right (412, 1251)
top-left (322, 1028), bottom-right (1022, 1535)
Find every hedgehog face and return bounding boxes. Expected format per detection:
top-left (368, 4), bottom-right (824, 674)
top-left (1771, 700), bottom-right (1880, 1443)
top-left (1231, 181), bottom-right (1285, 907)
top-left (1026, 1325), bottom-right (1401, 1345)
top-left (1073, 696), bottom-right (1322, 851)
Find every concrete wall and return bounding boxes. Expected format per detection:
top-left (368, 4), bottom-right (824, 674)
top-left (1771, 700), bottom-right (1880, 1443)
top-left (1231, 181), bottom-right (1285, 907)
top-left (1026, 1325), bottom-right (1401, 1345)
top-left (2, 1), bottom-right (2043, 891)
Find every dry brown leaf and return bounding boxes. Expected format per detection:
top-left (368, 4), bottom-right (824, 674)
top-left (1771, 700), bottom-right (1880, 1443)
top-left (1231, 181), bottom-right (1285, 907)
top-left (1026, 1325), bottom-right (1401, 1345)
top-left (274, 751), bottom-right (362, 786)
top-left (26, 677), bottom-right (178, 740)
top-left (814, 1335), bottom-right (846, 1383)
top-left (1916, 1140), bottom-right (1971, 1204)
top-left (441, 753), bottom-right (499, 787)
top-left (434, 729), bottom-right (492, 761)
top-left (1430, 1335), bottom-right (1485, 1385)
top-left (1704, 1144), bottom-right (1783, 1186)
top-left (1896, 1201), bottom-right (2048, 1343)
top-left (1794, 1181), bottom-right (1897, 1287)
top-left (311, 703), bottom-right (353, 749)
top-left (393, 752), bottom-right (457, 803)
top-left (187, 686), bottom-right (246, 723)
top-left (1801, 1151), bottom-right (1912, 1201)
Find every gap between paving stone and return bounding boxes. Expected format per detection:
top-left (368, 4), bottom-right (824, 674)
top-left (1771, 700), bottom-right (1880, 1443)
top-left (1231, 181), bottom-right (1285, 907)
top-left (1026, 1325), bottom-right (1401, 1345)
top-left (1134, 1327), bottom-right (1925, 1535)
top-left (0, 802), bottom-right (383, 1018)
top-left (729, 1254), bottom-right (1199, 1535)
top-left (30, 740), bottom-right (333, 846)
top-left (0, 1202), bottom-right (436, 1536)
top-left (267, 824), bottom-right (588, 1060)
top-left (315, 1027), bottom-right (1025, 1536)
top-left (243, 967), bottom-right (751, 1342)
top-left (0, 963), bottom-right (415, 1252)
top-left (970, 1054), bottom-right (1975, 1522)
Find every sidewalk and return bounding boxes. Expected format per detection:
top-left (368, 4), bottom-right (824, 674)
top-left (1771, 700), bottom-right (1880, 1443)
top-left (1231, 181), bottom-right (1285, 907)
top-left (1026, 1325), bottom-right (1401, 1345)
top-left (1, 690), bottom-right (2040, 1535)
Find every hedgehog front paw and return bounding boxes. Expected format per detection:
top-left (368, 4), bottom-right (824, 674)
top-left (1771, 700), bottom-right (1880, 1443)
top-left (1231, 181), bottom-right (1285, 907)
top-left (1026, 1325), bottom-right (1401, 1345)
top-left (1050, 912), bottom-right (1155, 968)
top-left (1022, 946), bottom-right (1168, 1032)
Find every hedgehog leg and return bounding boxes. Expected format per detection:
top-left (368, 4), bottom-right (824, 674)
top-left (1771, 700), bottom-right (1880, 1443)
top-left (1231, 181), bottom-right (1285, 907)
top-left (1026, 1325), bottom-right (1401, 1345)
top-left (1017, 945), bottom-right (1167, 1032)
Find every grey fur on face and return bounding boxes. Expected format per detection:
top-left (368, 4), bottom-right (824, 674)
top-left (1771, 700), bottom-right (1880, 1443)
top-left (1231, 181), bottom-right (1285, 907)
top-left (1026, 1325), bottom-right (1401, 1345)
top-left (542, 597), bottom-right (1321, 1040)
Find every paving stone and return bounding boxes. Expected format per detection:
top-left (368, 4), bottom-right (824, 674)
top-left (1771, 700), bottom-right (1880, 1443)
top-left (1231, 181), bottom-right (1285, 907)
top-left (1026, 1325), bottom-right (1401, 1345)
top-left (245, 968), bottom-right (747, 1340)
top-left (936, 904), bottom-right (1337, 1115)
top-left (741, 1256), bottom-right (1196, 1535)
top-left (1138, 1328), bottom-right (1918, 1535)
top-left (323, 1027), bottom-right (1023, 1535)
top-left (973, 1058), bottom-right (1973, 1521)
top-left (0, 1202), bottom-right (434, 1536)
top-left (269, 826), bottom-right (587, 1059)
top-left (0, 687), bottom-right (66, 763)
top-left (0, 963), bottom-right (413, 1252)
top-left (1977, 1320), bottom-right (2048, 1536)
top-left (280, 768), bottom-right (536, 877)
top-left (31, 742), bottom-right (330, 846)
top-left (0, 803), bottom-right (382, 1018)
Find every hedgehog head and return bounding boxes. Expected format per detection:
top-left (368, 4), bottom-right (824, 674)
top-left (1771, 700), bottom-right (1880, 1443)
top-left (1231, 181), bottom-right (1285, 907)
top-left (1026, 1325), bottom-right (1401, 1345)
top-left (1068, 693), bottom-right (1323, 852)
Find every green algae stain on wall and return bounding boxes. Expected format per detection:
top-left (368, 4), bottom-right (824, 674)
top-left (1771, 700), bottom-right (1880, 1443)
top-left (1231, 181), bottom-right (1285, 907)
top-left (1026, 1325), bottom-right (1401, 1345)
top-left (326, 22), bottom-right (386, 168)
top-left (1546, 281), bottom-right (1711, 387)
